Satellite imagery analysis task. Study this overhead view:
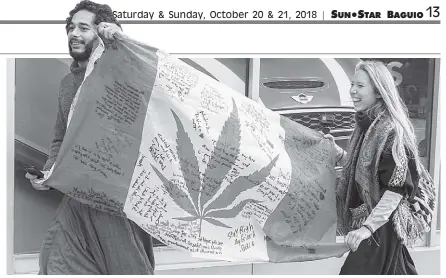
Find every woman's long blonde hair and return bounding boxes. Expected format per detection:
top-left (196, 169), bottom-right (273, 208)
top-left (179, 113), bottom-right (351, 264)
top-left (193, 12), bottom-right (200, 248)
top-left (355, 60), bottom-right (421, 170)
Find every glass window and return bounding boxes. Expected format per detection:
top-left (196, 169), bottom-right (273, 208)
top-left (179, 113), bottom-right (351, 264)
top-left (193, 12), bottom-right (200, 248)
top-left (362, 58), bottom-right (434, 170)
top-left (180, 58), bottom-right (248, 95)
top-left (14, 58), bottom-right (72, 254)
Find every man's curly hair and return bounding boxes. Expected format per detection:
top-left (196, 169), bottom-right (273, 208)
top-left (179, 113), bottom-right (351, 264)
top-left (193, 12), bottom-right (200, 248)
top-left (65, 0), bottom-right (121, 32)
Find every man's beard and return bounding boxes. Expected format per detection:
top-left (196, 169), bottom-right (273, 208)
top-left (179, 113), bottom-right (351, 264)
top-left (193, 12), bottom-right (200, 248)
top-left (69, 39), bottom-right (94, 62)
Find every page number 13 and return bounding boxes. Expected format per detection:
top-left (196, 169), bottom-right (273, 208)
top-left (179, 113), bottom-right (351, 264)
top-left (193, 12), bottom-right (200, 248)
top-left (426, 6), bottom-right (440, 18)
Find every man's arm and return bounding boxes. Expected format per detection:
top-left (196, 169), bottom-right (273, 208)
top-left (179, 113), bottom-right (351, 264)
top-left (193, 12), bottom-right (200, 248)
top-left (42, 87), bottom-right (68, 171)
top-left (27, 80), bottom-right (68, 190)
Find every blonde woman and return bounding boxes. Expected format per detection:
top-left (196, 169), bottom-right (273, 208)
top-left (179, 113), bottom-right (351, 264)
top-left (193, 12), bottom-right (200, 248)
top-left (326, 60), bottom-right (423, 274)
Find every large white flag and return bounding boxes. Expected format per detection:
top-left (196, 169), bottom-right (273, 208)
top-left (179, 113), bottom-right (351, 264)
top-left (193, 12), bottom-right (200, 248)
top-left (44, 36), bottom-right (348, 262)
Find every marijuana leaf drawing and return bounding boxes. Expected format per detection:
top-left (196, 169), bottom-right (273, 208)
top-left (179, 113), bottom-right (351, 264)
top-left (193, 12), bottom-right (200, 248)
top-left (151, 98), bottom-right (279, 236)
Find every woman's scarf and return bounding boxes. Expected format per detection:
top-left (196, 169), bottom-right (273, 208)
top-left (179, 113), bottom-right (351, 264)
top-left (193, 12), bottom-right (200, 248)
top-left (336, 112), bottom-right (425, 247)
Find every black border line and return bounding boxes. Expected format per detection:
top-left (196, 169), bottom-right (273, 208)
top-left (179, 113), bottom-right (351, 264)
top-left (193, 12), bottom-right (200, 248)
top-left (0, 20), bottom-right (441, 24)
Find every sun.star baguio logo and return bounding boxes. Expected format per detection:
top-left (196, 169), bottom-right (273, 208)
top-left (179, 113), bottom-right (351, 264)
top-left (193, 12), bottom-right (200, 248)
top-left (151, 98), bottom-right (279, 236)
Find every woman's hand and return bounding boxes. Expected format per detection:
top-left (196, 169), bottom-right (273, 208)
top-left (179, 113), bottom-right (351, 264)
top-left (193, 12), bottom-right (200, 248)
top-left (323, 133), bottom-right (345, 159)
top-left (344, 226), bottom-right (372, 252)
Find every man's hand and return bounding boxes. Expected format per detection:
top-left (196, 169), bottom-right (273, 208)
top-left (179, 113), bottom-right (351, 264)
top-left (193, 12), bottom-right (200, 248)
top-left (344, 226), bottom-right (372, 252)
top-left (96, 22), bottom-right (124, 40)
top-left (25, 172), bottom-right (50, 191)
